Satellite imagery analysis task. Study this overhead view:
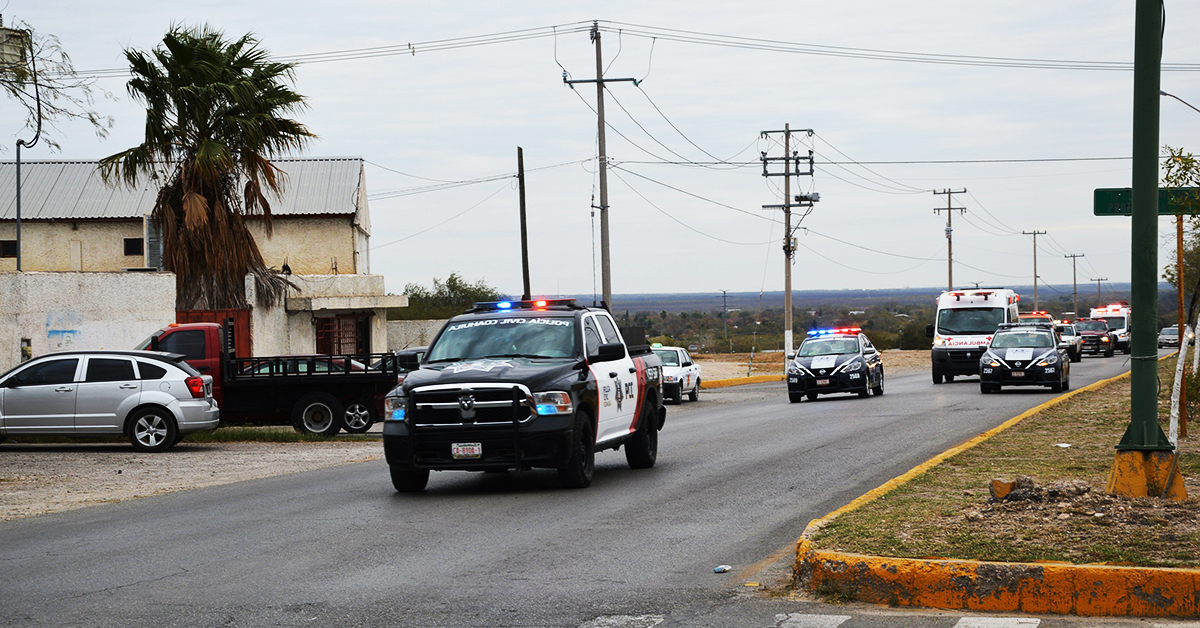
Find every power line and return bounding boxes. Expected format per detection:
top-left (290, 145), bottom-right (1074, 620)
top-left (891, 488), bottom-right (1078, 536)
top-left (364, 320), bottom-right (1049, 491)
top-left (367, 159), bottom-right (588, 199)
top-left (609, 169), bottom-right (774, 245)
top-left (608, 164), bottom-right (780, 224)
top-left (369, 181), bottom-right (510, 251)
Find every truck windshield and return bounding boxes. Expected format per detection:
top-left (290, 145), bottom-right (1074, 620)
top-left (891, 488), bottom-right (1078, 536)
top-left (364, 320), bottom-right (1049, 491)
top-left (426, 317), bottom-right (577, 362)
top-left (937, 307), bottom-right (1005, 335)
top-left (1076, 321), bottom-right (1108, 332)
top-left (1099, 316), bottom-right (1126, 330)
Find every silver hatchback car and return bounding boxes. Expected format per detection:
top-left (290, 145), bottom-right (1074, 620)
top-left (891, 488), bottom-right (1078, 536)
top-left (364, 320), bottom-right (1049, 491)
top-left (0, 350), bottom-right (219, 452)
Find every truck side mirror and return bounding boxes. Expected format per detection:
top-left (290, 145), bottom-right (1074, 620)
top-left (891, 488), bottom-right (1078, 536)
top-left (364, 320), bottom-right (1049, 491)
top-left (593, 342), bottom-right (626, 362)
top-left (925, 324), bottom-right (934, 338)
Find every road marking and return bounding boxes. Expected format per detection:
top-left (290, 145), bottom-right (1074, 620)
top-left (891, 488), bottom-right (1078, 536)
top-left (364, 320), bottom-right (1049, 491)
top-left (774, 614), bottom-right (851, 628)
top-left (953, 618), bottom-right (1040, 627)
top-left (579, 615), bottom-right (664, 628)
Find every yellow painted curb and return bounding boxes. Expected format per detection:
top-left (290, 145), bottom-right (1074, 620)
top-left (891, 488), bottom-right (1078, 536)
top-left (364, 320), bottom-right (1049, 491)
top-left (793, 354), bottom-right (1197, 617)
top-left (701, 375), bottom-right (783, 389)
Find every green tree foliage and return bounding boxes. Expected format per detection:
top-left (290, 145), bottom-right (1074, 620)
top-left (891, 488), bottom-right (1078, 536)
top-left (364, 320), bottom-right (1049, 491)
top-left (1, 20), bottom-right (112, 149)
top-left (1161, 148), bottom-right (1200, 321)
top-left (393, 273), bottom-right (506, 320)
top-left (99, 25), bottom-right (315, 309)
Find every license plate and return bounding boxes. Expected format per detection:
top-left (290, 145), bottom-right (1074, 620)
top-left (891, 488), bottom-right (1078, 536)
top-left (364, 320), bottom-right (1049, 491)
top-left (452, 442), bottom-right (482, 459)
top-left (1011, 371), bottom-right (1025, 378)
top-left (816, 378), bottom-right (831, 386)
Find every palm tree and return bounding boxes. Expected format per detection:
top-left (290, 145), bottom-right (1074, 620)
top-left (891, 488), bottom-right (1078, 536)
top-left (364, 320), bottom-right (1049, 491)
top-left (99, 25), bottom-right (315, 309)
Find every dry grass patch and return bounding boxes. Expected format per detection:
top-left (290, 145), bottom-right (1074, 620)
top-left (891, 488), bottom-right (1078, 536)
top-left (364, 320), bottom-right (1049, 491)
top-left (811, 357), bottom-right (1200, 568)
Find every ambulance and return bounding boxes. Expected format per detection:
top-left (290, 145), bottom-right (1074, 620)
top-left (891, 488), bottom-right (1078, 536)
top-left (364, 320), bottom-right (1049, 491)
top-left (1089, 301), bottom-right (1132, 355)
top-left (926, 288), bottom-right (1021, 384)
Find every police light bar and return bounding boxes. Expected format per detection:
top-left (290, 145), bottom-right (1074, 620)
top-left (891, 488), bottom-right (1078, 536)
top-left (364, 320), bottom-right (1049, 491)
top-left (471, 298), bottom-right (579, 311)
top-left (807, 327), bottom-right (862, 336)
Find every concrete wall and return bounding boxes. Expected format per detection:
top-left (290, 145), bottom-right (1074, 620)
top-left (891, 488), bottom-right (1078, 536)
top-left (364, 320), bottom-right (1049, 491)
top-left (0, 271), bottom-right (175, 372)
top-left (248, 215), bottom-right (357, 275)
top-left (248, 274), bottom-right (403, 356)
top-left (0, 220), bottom-right (147, 272)
top-left (387, 319), bottom-right (448, 351)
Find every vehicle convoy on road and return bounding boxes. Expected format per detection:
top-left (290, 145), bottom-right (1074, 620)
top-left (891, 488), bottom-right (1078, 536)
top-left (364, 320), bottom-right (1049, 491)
top-left (1074, 318), bottom-right (1117, 357)
top-left (926, 288), bottom-right (1021, 383)
top-left (652, 344), bottom-right (701, 403)
top-left (1091, 302), bottom-right (1132, 354)
top-left (0, 350), bottom-right (219, 451)
top-left (787, 327), bottom-right (884, 402)
top-left (979, 322), bottom-right (1070, 393)
top-left (138, 322), bottom-right (399, 436)
top-left (1055, 322), bottom-right (1083, 363)
top-left (381, 299), bottom-right (666, 492)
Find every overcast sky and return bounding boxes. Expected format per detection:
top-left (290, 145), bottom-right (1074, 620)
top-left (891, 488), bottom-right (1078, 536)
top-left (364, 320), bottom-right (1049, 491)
top-left (10, 1), bottom-right (1200, 301)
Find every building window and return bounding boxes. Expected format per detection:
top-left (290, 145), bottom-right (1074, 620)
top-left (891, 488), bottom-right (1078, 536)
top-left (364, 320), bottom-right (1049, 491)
top-left (0, 240), bottom-right (15, 258)
top-left (123, 237), bottom-right (145, 257)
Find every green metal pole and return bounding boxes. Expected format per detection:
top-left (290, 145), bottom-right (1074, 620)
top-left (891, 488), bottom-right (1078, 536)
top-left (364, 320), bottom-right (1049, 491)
top-left (1118, 0), bottom-right (1173, 450)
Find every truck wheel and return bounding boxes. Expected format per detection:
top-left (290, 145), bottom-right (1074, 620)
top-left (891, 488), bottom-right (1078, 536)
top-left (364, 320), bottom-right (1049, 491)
top-left (342, 399), bottom-right (376, 434)
top-left (1105, 347), bottom-right (1114, 358)
top-left (1123, 344), bottom-right (1131, 355)
top-left (558, 415), bottom-right (595, 488)
top-left (625, 405), bottom-right (658, 469)
top-left (292, 393), bottom-right (343, 437)
top-left (1071, 351), bottom-right (1081, 363)
top-left (390, 466), bottom-right (429, 492)
top-left (129, 407), bottom-right (178, 453)
top-left (688, 380), bottom-right (700, 402)
top-left (932, 371), bottom-right (943, 384)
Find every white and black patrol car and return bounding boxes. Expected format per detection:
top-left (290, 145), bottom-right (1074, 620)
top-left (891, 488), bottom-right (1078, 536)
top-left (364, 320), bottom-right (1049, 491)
top-left (979, 322), bottom-right (1070, 393)
top-left (651, 344), bottom-right (701, 403)
top-left (381, 299), bottom-right (666, 492)
top-left (786, 327), bottom-right (884, 402)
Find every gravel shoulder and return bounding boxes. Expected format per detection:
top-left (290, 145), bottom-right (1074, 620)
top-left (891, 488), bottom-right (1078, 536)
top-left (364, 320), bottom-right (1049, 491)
top-left (0, 353), bottom-right (932, 522)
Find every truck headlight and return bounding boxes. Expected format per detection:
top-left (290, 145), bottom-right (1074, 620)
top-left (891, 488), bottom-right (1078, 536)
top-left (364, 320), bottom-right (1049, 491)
top-left (933, 337), bottom-right (945, 346)
top-left (384, 395), bottom-right (406, 421)
top-left (533, 391), bottom-right (573, 415)
top-left (1101, 337), bottom-right (1110, 342)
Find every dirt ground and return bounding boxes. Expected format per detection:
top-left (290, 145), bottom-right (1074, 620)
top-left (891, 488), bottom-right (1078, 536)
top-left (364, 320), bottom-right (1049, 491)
top-left (4, 357), bottom-right (879, 522)
top-left (696, 349), bottom-right (928, 380)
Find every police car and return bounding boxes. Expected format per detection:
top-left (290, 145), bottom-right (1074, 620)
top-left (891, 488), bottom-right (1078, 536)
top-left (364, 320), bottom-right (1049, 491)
top-left (979, 322), bottom-right (1070, 394)
top-left (651, 344), bottom-right (701, 403)
top-left (786, 327), bottom-right (884, 402)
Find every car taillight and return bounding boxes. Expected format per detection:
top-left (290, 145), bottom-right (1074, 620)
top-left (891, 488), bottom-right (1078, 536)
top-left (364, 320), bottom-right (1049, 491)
top-left (185, 376), bottom-right (206, 398)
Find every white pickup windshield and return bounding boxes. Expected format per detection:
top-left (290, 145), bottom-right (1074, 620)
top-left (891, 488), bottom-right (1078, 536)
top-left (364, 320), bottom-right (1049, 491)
top-left (937, 307), bottom-right (1005, 336)
top-left (426, 317), bottom-right (577, 362)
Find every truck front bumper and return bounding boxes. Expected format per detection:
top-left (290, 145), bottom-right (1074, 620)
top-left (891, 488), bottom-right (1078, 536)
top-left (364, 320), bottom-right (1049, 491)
top-left (931, 347), bottom-right (987, 376)
top-left (382, 415), bottom-right (574, 471)
top-left (787, 370), bottom-right (868, 397)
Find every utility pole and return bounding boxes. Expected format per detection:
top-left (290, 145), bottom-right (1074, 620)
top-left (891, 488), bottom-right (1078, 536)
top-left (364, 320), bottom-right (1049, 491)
top-left (721, 290), bottom-right (729, 348)
top-left (1023, 230), bottom-right (1047, 310)
top-left (1064, 254), bottom-right (1084, 315)
top-left (1091, 277), bottom-right (1107, 306)
top-left (761, 125), bottom-right (816, 357)
top-left (933, 189), bottom-right (967, 291)
top-left (518, 147), bottom-right (531, 301)
top-left (563, 21), bottom-right (640, 310)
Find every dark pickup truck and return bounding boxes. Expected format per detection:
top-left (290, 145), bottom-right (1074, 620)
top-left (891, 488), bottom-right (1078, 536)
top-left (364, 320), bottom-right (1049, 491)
top-left (381, 298), bottom-right (666, 491)
top-left (140, 322), bottom-right (400, 435)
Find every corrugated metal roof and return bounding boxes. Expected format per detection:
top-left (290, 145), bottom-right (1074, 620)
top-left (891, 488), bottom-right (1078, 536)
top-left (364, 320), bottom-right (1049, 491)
top-left (0, 157), bottom-right (362, 220)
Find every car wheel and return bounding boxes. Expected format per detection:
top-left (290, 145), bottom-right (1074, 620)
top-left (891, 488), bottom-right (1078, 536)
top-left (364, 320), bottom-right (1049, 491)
top-left (625, 405), bottom-right (658, 469)
top-left (872, 371), bottom-right (884, 396)
top-left (1063, 373), bottom-right (1070, 391)
top-left (128, 407), bottom-right (178, 453)
top-left (558, 414), bottom-right (595, 488)
top-left (806, 392), bottom-right (818, 401)
top-left (788, 393), bottom-right (803, 403)
top-left (932, 371), bottom-right (944, 384)
top-left (171, 431), bottom-right (186, 447)
top-left (857, 385), bottom-right (870, 398)
top-left (292, 393), bottom-right (344, 437)
top-left (341, 399), bottom-right (376, 434)
top-left (688, 380), bottom-right (700, 402)
top-left (389, 466), bottom-right (429, 492)
top-left (980, 382), bottom-right (991, 394)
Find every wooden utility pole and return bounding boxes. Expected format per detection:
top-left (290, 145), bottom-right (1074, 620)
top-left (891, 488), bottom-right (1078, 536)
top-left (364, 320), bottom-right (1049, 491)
top-left (1065, 254), bottom-right (1084, 315)
top-left (518, 147), bottom-right (531, 301)
top-left (933, 189), bottom-right (967, 291)
top-left (760, 126), bottom-right (816, 357)
top-left (1024, 230), bottom-right (1047, 310)
top-left (1091, 277), bottom-right (1107, 306)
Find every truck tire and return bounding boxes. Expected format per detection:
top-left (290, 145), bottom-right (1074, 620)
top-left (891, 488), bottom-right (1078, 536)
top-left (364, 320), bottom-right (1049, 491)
top-left (625, 405), bottom-right (658, 469)
top-left (292, 393), bottom-right (343, 437)
top-left (1104, 346), bottom-right (1114, 358)
top-left (558, 414), bottom-right (595, 489)
top-left (128, 407), bottom-right (178, 453)
top-left (390, 466), bottom-right (429, 492)
top-left (1123, 344), bottom-right (1131, 355)
top-left (342, 399), bottom-right (376, 434)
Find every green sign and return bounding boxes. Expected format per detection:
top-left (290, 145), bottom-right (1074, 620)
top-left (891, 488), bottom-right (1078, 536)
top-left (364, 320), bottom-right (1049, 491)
top-left (1093, 187), bottom-right (1200, 216)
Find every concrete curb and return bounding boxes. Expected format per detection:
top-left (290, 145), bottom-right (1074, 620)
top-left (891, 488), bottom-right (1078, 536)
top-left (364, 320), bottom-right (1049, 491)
top-left (700, 375), bottom-right (783, 389)
top-left (793, 354), bottom-right (1200, 618)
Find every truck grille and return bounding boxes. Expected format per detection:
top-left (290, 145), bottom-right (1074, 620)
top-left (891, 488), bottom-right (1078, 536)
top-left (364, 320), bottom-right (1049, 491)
top-left (947, 349), bottom-right (983, 363)
top-left (409, 384), bottom-right (531, 426)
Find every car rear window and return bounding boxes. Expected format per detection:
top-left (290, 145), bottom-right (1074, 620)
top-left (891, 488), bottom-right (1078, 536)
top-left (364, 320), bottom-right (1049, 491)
top-left (86, 358), bottom-right (136, 382)
top-left (137, 362), bottom-right (168, 380)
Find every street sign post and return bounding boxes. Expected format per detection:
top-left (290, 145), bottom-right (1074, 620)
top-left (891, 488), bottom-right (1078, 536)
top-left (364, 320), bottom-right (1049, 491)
top-left (1094, 187), bottom-right (1200, 216)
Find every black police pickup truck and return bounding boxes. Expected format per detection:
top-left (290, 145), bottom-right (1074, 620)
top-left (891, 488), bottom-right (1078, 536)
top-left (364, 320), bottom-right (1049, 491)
top-left (381, 299), bottom-right (666, 492)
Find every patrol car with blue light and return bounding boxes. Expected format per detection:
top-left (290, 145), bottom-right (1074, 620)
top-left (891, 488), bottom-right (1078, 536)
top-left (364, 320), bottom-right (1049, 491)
top-left (786, 327), bottom-right (884, 402)
top-left (381, 299), bottom-right (665, 492)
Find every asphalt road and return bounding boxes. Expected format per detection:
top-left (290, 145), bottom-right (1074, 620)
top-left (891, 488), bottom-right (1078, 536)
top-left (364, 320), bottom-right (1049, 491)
top-left (0, 352), bottom-right (1156, 627)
